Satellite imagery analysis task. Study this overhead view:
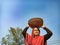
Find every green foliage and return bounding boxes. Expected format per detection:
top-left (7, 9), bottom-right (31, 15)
top-left (1, 27), bottom-right (24, 45)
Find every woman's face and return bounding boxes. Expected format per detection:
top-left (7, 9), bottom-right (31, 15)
top-left (33, 28), bottom-right (40, 36)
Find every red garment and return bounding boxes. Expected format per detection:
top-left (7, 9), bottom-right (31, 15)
top-left (24, 30), bottom-right (47, 45)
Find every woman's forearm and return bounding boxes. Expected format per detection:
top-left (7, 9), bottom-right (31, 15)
top-left (43, 27), bottom-right (53, 41)
top-left (43, 27), bottom-right (53, 35)
top-left (22, 27), bottom-right (29, 37)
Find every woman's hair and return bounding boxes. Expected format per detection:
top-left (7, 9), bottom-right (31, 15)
top-left (37, 28), bottom-right (40, 33)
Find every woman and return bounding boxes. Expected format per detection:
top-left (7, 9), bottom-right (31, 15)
top-left (22, 24), bottom-right (53, 45)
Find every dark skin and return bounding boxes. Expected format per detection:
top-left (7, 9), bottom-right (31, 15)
top-left (22, 24), bottom-right (53, 44)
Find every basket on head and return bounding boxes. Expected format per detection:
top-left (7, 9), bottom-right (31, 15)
top-left (28, 18), bottom-right (43, 28)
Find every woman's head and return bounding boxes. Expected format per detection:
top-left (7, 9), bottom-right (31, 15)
top-left (32, 27), bottom-right (40, 36)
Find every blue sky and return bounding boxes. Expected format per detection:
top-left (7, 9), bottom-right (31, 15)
top-left (0, 0), bottom-right (60, 45)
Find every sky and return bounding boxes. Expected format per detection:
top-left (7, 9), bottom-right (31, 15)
top-left (0, 0), bottom-right (60, 45)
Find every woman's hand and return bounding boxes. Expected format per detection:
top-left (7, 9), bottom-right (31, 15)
top-left (41, 25), bottom-right (45, 28)
top-left (26, 24), bottom-right (30, 27)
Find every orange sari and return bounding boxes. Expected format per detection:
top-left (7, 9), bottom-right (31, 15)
top-left (24, 30), bottom-right (47, 45)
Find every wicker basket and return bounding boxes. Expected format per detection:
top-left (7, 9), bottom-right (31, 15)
top-left (28, 18), bottom-right (43, 28)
